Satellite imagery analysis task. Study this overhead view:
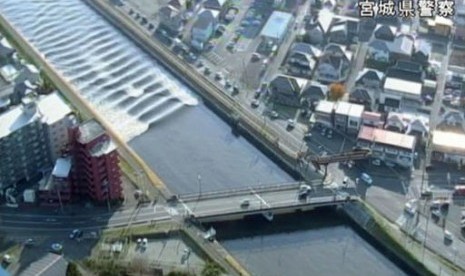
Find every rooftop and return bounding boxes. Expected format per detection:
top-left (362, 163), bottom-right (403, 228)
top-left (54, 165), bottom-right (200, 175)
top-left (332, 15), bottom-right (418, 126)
top-left (358, 126), bottom-right (416, 150)
top-left (19, 253), bottom-right (68, 276)
top-left (261, 11), bottom-right (293, 40)
top-left (0, 103), bottom-right (38, 139)
top-left (362, 111), bottom-right (382, 121)
top-left (383, 77), bottom-right (423, 96)
top-left (315, 100), bottom-right (335, 114)
top-left (37, 92), bottom-right (72, 125)
top-left (52, 157), bottom-right (72, 178)
top-left (335, 101), bottom-right (364, 117)
top-left (90, 139), bottom-right (117, 157)
top-left (432, 130), bottom-right (465, 152)
top-left (78, 119), bottom-right (105, 144)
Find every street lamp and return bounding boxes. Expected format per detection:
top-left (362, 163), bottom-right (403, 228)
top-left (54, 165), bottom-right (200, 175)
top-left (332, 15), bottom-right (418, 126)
top-left (197, 174), bottom-right (202, 198)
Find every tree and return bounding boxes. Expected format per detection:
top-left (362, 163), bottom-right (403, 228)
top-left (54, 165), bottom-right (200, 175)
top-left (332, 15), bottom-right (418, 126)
top-left (328, 83), bottom-right (346, 101)
top-left (37, 71), bottom-right (55, 94)
top-left (201, 262), bottom-right (224, 276)
top-left (66, 262), bottom-right (82, 276)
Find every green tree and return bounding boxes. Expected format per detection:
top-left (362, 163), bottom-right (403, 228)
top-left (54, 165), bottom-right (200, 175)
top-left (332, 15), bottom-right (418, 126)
top-left (167, 271), bottom-right (194, 276)
top-left (66, 262), bottom-right (82, 276)
top-left (201, 262), bottom-right (224, 276)
top-left (37, 71), bottom-right (55, 94)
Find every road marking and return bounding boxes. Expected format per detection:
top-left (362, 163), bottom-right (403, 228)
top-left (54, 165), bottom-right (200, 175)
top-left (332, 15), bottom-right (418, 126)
top-left (250, 189), bottom-right (270, 208)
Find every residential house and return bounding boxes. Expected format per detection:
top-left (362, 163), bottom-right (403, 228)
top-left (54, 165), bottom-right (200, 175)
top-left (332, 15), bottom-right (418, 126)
top-left (454, 7), bottom-right (465, 44)
top-left (381, 77), bottom-right (423, 112)
top-left (15, 64), bottom-right (40, 84)
top-left (386, 60), bottom-right (423, 83)
top-left (431, 130), bottom-right (465, 164)
top-left (426, 16), bottom-right (453, 37)
top-left (357, 126), bottom-right (416, 167)
top-left (285, 42), bottom-right (320, 78)
top-left (168, 0), bottom-right (187, 10)
top-left (0, 84), bottom-right (14, 111)
top-left (355, 68), bottom-right (384, 89)
top-left (349, 88), bottom-right (374, 111)
top-left (158, 5), bottom-right (185, 36)
top-left (437, 110), bottom-right (465, 132)
top-left (268, 75), bottom-right (307, 107)
top-left (361, 111), bottom-right (384, 128)
top-left (191, 9), bottom-right (219, 50)
top-left (373, 24), bottom-right (396, 41)
top-left (384, 112), bottom-right (429, 143)
top-left (413, 39), bottom-right (432, 65)
top-left (314, 100), bottom-right (334, 128)
top-left (204, 0), bottom-right (226, 10)
top-left (316, 43), bottom-right (352, 83)
top-left (305, 9), bottom-right (334, 45)
top-left (334, 101), bottom-right (365, 133)
top-left (301, 81), bottom-right (328, 107)
top-left (388, 34), bottom-right (414, 61)
top-left (328, 22), bottom-right (349, 44)
top-left (314, 100), bottom-right (365, 132)
top-left (0, 37), bottom-right (15, 64)
top-left (368, 39), bottom-right (390, 62)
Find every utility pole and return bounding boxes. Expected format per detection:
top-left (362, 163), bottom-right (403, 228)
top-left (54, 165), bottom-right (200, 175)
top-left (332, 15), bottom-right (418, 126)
top-left (56, 185), bottom-right (64, 214)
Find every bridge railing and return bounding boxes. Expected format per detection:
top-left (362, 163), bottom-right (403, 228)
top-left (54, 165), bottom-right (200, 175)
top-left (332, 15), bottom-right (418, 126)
top-left (178, 180), bottom-right (322, 202)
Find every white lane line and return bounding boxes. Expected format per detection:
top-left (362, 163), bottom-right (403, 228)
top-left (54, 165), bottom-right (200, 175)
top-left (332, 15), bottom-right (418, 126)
top-left (250, 189), bottom-right (270, 208)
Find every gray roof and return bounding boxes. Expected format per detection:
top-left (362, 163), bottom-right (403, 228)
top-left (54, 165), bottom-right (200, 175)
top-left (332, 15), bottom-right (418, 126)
top-left (350, 88), bottom-right (372, 102)
top-left (356, 68), bottom-right (384, 83)
top-left (260, 11), bottom-right (293, 40)
top-left (302, 81), bottom-right (328, 98)
top-left (77, 119), bottom-right (105, 144)
top-left (289, 42), bottom-right (321, 57)
top-left (19, 253), bottom-right (68, 276)
top-left (389, 34), bottom-right (414, 55)
top-left (369, 39), bottom-right (390, 52)
top-left (415, 40), bottom-right (432, 56)
top-left (193, 9), bottom-right (218, 30)
top-left (204, 0), bottom-right (226, 10)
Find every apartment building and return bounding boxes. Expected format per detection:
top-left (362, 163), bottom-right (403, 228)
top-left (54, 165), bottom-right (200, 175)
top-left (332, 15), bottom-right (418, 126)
top-left (68, 119), bottom-right (122, 203)
top-left (0, 92), bottom-right (73, 190)
top-left (357, 126), bottom-right (417, 167)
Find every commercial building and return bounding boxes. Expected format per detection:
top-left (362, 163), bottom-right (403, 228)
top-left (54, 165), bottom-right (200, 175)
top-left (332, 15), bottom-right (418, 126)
top-left (260, 11), bottom-right (294, 43)
top-left (0, 92), bottom-right (74, 190)
top-left (68, 119), bottom-right (123, 203)
top-left (357, 126), bottom-right (416, 167)
top-left (431, 130), bottom-right (465, 165)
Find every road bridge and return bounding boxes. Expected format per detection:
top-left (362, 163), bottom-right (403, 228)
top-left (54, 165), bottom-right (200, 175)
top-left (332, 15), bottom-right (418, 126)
top-left (176, 183), bottom-right (358, 223)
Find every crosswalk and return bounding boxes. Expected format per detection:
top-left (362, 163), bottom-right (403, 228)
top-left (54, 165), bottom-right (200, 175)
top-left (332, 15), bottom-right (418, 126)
top-left (204, 51), bottom-right (224, 66)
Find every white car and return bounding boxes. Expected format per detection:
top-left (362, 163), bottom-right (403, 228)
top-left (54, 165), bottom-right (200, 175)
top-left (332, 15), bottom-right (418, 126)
top-left (444, 230), bottom-right (453, 241)
top-left (361, 173), bottom-right (373, 185)
top-left (270, 111), bottom-right (279, 119)
top-left (404, 199), bottom-right (417, 215)
top-left (251, 99), bottom-right (260, 108)
top-left (372, 159), bottom-right (381, 166)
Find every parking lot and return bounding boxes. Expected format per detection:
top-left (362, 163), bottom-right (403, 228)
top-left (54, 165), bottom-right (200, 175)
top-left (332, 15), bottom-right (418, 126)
top-left (125, 235), bottom-right (205, 274)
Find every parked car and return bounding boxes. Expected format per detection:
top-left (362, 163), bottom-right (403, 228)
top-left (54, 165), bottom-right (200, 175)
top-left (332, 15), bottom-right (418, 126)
top-left (342, 177), bottom-right (349, 187)
top-left (361, 173), bottom-right (373, 185)
top-left (372, 159), bottom-right (381, 166)
top-left (444, 230), bottom-right (454, 242)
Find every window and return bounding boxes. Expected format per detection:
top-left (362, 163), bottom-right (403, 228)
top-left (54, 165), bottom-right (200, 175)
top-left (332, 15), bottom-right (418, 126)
top-left (385, 147), bottom-right (398, 154)
top-left (349, 120), bottom-right (358, 127)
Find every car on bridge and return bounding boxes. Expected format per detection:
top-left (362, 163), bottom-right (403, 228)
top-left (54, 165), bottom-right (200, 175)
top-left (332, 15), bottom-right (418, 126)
top-left (240, 199), bottom-right (250, 208)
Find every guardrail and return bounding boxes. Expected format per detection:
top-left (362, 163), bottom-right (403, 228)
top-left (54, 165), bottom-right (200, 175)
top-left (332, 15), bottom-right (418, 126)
top-left (178, 181), bottom-right (310, 202)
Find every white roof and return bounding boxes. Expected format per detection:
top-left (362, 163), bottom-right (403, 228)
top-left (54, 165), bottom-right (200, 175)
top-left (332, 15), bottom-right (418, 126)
top-left (315, 100), bottom-right (335, 114)
top-left (0, 64), bottom-right (19, 82)
top-left (432, 130), bottom-right (465, 151)
top-left (37, 92), bottom-right (72, 125)
top-left (52, 157), bottom-right (72, 178)
top-left (0, 104), bottom-right (38, 139)
top-left (384, 77), bottom-right (422, 96)
top-left (335, 101), bottom-right (364, 117)
top-left (428, 16), bottom-right (454, 27)
top-left (260, 11), bottom-right (293, 40)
